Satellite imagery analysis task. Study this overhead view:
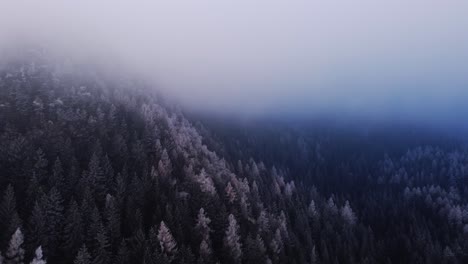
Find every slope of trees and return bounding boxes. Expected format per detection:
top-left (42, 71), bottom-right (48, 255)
top-left (0, 52), bottom-right (467, 263)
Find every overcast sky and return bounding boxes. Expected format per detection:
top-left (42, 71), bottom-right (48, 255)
top-left (1, 0), bottom-right (468, 125)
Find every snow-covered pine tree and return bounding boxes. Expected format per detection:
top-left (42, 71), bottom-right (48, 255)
top-left (195, 208), bottom-right (212, 241)
top-left (30, 247), bottom-right (46, 264)
top-left (5, 228), bottom-right (25, 264)
top-left (157, 221), bottom-right (178, 257)
top-left (194, 169), bottom-right (216, 196)
top-left (0, 185), bottom-right (20, 245)
top-left (341, 200), bottom-right (357, 225)
top-left (223, 214), bottom-right (242, 263)
top-left (225, 182), bottom-right (237, 204)
top-left (308, 200), bottom-right (319, 219)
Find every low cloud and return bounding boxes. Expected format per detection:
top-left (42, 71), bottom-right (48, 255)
top-left (1, 0), bottom-right (467, 127)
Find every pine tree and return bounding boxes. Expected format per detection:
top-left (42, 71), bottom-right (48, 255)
top-left (0, 185), bottom-right (21, 247)
top-left (5, 228), bottom-right (25, 264)
top-left (257, 210), bottom-right (270, 234)
top-left (270, 229), bottom-right (283, 255)
top-left (198, 240), bottom-right (213, 264)
top-left (225, 182), bottom-right (237, 204)
top-left (341, 200), bottom-right (357, 225)
top-left (158, 149), bottom-right (172, 178)
top-left (101, 155), bottom-right (114, 193)
top-left (25, 175), bottom-right (41, 213)
top-left (196, 209), bottom-right (214, 263)
top-left (195, 208), bottom-right (212, 242)
top-left (92, 226), bottom-right (110, 264)
top-left (87, 153), bottom-right (107, 204)
top-left (13, 86), bottom-right (30, 115)
top-left (30, 247), bottom-right (46, 264)
top-left (32, 149), bottom-right (48, 182)
top-left (62, 200), bottom-right (84, 255)
top-left (73, 246), bottom-right (91, 264)
top-left (308, 200), bottom-right (319, 219)
top-left (326, 197), bottom-right (338, 215)
top-left (65, 161), bottom-right (79, 198)
top-left (175, 246), bottom-right (194, 264)
top-left (86, 207), bottom-right (103, 254)
top-left (128, 228), bottom-right (145, 263)
top-left (42, 188), bottom-right (64, 258)
top-left (80, 187), bottom-right (96, 233)
top-left (244, 234), bottom-right (266, 263)
top-left (50, 157), bottom-right (64, 191)
top-left (310, 245), bottom-right (318, 264)
top-left (148, 226), bottom-right (160, 255)
top-left (104, 194), bottom-right (120, 249)
top-left (223, 214), bottom-right (242, 263)
top-left (114, 240), bottom-right (129, 264)
top-left (157, 221), bottom-right (177, 257)
top-left (27, 202), bottom-right (46, 254)
top-left (194, 169), bottom-right (216, 196)
top-left (250, 162), bottom-right (260, 178)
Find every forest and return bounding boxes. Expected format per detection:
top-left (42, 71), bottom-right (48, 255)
top-left (0, 53), bottom-right (467, 264)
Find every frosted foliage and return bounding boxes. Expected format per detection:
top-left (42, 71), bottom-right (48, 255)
top-left (278, 211), bottom-right (289, 239)
top-left (225, 182), bottom-right (237, 204)
top-left (195, 208), bottom-right (212, 241)
top-left (257, 210), bottom-right (270, 233)
top-left (6, 228), bottom-right (25, 264)
top-left (308, 200), bottom-right (319, 218)
top-left (195, 169), bottom-right (216, 196)
top-left (284, 181), bottom-right (295, 196)
top-left (250, 162), bottom-right (259, 178)
top-left (310, 246), bottom-right (318, 264)
top-left (341, 201), bottom-right (357, 225)
top-left (327, 197), bottom-right (338, 214)
top-left (158, 221), bottom-right (178, 255)
top-left (224, 214), bottom-right (242, 261)
top-left (199, 240), bottom-right (212, 257)
top-left (30, 247), bottom-right (46, 264)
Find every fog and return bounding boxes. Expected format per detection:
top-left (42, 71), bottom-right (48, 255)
top-left (1, 0), bottom-right (468, 128)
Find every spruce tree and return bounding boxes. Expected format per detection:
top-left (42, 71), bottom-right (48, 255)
top-left (157, 221), bottom-right (178, 258)
top-left (30, 247), bottom-right (46, 264)
top-left (73, 246), bottom-right (91, 264)
top-left (223, 214), bottom-right (242, 263)
top-left (5, 228), bottom-right (25, 264)
top-left (0, 185), bottom-right (21, 247)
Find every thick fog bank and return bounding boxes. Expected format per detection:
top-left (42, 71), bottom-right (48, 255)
top-left (1, 0), bottom-right (467, 134)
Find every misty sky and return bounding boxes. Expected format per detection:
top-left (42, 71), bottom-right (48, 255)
top-left (1, 0), bottom-right (468, 124)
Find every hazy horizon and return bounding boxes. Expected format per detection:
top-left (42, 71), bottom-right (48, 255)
top-left (1, 0), bottom-right (467, 129)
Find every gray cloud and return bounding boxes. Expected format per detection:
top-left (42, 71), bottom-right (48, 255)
top-left (1, 0), bottom-right (468, 126)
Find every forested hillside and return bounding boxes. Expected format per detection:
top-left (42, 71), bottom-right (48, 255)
top-left (0, 53), bottom-right (467, 264)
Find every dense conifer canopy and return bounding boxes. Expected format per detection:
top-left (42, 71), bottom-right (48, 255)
top-left (0, 53), bottom-right (467, 263)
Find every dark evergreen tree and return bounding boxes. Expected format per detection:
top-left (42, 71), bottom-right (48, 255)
top-left (0, 185), bottom-right (21, 249)
top-left (91, 226), bottom-right (110, 264)
top-left (41, 188), bottom-right (64, 259)
top-left (73, 245), bottom-right (91, 264)
top-left (62, 200), bottom-right (84, 258)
